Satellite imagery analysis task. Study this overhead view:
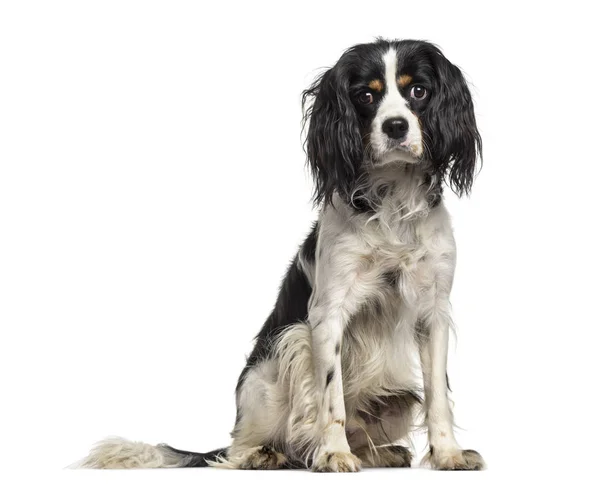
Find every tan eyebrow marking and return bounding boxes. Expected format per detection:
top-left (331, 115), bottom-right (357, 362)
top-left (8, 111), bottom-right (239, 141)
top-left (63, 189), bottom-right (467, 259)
top-left (398, 74), bottom-right (413, 88)
top-left (368, 79), bottom-right (384, 92)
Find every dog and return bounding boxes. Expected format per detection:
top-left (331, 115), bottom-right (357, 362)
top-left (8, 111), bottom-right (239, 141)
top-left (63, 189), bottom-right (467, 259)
top-left (77, 38), bottom-right (484, 472)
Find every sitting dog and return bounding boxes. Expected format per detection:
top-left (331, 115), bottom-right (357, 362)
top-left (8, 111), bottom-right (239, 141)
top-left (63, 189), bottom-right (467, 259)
top-left (78, 38), bottom-right (484, 472)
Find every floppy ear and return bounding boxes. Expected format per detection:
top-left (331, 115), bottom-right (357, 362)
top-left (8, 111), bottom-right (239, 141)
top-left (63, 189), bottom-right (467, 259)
top-left (302, 63), bottom-right (363, 206)
top-left (424, 48), bottom-right (482, 196)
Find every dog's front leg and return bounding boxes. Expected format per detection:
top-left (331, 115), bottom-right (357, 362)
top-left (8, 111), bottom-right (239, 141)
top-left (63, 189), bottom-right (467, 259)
top-left (419, 300), bottom-right (485, 470)
top-left (307, 255), bottom-right (375, 472)
top-left (309, 305), bottom-right (359, 472)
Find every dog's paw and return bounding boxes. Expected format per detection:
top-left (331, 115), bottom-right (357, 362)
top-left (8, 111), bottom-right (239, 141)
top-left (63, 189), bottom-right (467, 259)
top-left (354, 444), bottom-right (413, 468)
top-left (238, 446), bottom-right (288, 470)
top-left (426, 447), bottom-right (485, 471)
top-left (379, 445), bottom-right (413, 468)
top-left (313, 451), bottom-right (362, 472)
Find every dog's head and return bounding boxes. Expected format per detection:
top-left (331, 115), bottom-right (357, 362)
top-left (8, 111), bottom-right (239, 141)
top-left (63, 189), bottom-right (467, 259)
top-left (302, 39), bottom-right (481, 205)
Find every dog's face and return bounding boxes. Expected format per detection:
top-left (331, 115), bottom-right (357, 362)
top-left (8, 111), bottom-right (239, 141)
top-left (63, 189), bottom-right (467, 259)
top-left (303, 39), bottom-right (481, 205)
top-left (349, 46), bottom-right (428, 166)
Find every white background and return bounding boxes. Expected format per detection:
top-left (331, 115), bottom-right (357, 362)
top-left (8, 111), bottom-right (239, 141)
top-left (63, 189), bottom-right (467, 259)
top-left (1, 1), bottom-right (599, 486)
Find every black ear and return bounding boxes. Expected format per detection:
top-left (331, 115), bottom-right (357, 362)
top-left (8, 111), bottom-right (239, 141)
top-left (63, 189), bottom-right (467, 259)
top-left (423, 48), bottom-right (482, 196)
top-left (302, 62), bottom-right (363, 206)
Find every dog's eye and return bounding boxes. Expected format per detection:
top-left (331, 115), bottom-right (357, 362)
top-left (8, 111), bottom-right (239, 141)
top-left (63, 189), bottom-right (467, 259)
top-left (410, 85), bottom-right (428, 100)
top-left (358, 92), bottom-right (374, 105)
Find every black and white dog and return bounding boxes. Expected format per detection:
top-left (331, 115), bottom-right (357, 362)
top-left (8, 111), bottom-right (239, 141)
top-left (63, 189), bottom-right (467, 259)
top-left (79, 38), bottom-right (484, 472)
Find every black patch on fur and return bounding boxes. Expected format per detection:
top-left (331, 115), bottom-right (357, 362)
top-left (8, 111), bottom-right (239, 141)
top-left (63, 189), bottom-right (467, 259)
top-left (236, 223), bottom-right (318, 393)
top-left (161, 445), bottom-right (228, 468)
top-left (302, 43), bottom-right (389, 206)
top-left (299, 221), bottom-right (318, 263)
top-left (358, 390), bottom-right (422, 425)
top-left (382, 270), bottom-right (399, 288)
top-left (419, 43), bottom-right (482, 196)
top-left (335, 342), bottom-right (341, 355)
top-left (326, 368), bottom-right (334, 387)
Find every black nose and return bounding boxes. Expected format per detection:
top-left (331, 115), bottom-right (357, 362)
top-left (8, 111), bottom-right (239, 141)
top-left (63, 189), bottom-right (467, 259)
top-left (382, 117), bottom-right (409, 140)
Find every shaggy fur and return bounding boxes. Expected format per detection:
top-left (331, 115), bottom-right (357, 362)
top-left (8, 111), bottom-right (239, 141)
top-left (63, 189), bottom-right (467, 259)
top-left (76, 38), bottom-right (485, 472)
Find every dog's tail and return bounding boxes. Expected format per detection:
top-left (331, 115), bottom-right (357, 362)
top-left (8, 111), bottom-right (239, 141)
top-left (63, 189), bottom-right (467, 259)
top-left (73, 437), bottom-right (227, 469)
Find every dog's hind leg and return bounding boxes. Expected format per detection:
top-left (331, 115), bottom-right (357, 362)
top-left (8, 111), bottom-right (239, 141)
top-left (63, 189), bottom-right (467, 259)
top-left (214, 359), bottom-right (290, 470)
top-left (347, 391), bottom-right (419, 468)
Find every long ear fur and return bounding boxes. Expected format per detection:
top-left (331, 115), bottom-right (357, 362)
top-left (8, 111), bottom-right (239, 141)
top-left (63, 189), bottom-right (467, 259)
top-left (302, 62), bottom-right (363, 206)
top-left (423, 47), bottom-right (482, 196)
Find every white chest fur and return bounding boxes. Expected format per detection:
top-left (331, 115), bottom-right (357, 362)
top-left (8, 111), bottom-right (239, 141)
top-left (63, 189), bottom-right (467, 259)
top-left (312, 185), bottom-right (457, 412)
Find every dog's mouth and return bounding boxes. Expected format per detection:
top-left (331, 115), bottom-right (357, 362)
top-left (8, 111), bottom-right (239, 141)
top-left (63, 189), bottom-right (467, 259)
top-left (378, 144), bottom-right (422, 165)
top-left (366, 129), bottom-right (424, 166)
